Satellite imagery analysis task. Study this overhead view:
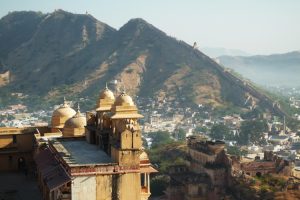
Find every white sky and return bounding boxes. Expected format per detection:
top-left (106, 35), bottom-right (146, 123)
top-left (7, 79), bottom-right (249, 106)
top-left (1, 0), bottom-right (299, 54)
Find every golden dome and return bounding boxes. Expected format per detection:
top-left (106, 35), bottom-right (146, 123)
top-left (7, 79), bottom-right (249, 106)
top-left (99, 86), bottom-right (115, 100)
top-left (115, 91), bottom-right (134, 106)
top-left (96, 84), bottom-right (115, 111)
top-left (52, 99), bottom-right (76, 118)
top-left (139, 151), bottom-right (149, 161)
top-left (64, 107), bottom-right (86, 129)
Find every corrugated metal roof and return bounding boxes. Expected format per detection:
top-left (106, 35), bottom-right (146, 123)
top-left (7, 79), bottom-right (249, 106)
top-left (35, 148), bottom-right (71, 191)
top-left (44, 165), bottom-right (71, 191)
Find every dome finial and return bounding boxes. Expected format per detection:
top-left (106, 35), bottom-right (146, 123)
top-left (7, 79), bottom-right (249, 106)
top-left (105, 82), bottom-right (108, 90)
top-left (62, 96), bottom-right (69, 107)
top-left (122, 85), bottom-right (126, 94)
top-left (77, 103), bottom-right (80, 113)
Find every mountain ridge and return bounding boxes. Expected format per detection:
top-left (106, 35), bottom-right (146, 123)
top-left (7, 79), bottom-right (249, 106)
top-left (217, 51), bottom-right (300, 87)
top-left (0, 10), bottom-right (282, 113)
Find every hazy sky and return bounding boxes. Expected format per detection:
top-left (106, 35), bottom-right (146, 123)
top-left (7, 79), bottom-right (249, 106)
top-left (1, 0), bottom-right (299, 55)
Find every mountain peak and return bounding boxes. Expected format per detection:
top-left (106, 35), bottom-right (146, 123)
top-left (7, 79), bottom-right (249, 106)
top-left (1, 11), bottom-right (44, 22)
top-left (53, 9), bottom-right (68, 13)
top-left (128, 18), bottom-right (149, 24)
top-left (49, 9), bottom-right (83, 19)
top-left (118, 17), bottom-right (166, 40)
top-left (120, 18), bottom-right (155, 31)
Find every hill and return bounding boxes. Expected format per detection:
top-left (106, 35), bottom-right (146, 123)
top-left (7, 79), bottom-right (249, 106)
top-left (0, 10), bottom-right (279, 112)
top-left (217, 51), bottom-right (300, 87)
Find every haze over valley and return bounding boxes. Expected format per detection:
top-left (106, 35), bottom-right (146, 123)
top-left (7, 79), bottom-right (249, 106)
top-left (217, 51), bottom-right (300, 87)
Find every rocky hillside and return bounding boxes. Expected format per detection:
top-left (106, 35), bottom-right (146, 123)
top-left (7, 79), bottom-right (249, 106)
top-left (218, 51), bottom-right (300, 87)
top-left (0, 10), bottom-right (255, 109)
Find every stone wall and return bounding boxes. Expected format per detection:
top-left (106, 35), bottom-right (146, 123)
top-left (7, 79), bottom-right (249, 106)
top-left (72, 176), bottom-right (97, 200)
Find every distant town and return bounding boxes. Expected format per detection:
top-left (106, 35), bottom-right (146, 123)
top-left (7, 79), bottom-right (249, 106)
top-left (1, 84), bottom-right (300, 199)
top-left (1, 86), bottom-right (300, 170)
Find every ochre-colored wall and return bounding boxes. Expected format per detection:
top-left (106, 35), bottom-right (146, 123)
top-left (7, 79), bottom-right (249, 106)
top-left (111, 147), bottom-right (119, 163)
top-left (71, 173), bottom-right (142, 200)
top-left (17, 134), bottom-right (34, 151)
top-left (96, 175), bottom-right (112, 200)
top-left (52, 115), bottom-right (70, 128)
top-left (121, 130), bottom-right (133, 149)
top-left (0, 153), bottom-right (32, 171)
top-left (0, 134), bottom-right (33, 150)
top-left (118, 173), bottom-right (141, 200)
top-left (132, 131), bottom-right (142, 149)
top-left (0, 135), bottom-right (14, 148)
top-left (72, 176), bottom-right (96, 200)
top-left (0, 132), bottom-right (34, 171)
top-left (63, 127), bottom-right (85, 137)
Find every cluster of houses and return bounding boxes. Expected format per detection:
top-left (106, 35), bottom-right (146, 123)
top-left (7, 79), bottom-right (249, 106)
top-left (0, 104), bottom-right (49, 127)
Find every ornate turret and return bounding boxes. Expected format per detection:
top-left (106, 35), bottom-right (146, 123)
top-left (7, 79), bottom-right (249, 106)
top-left (84, 85), bottom-right (156, 200)
top-left (96, 83), bottom-right (115, 112)
top-left (110, 91), bottom-right (143, 167)
top-left (86, 85), bottom-right (115, 147)
top-left (110, 90), bottom-right (143, 119)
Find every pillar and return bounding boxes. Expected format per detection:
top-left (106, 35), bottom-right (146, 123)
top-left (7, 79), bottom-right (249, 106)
top-left (147, 173), bottom-right (150, 193)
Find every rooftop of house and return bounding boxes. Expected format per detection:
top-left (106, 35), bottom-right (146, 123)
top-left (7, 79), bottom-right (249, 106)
top-left (292, 142), bottom-right (300, 150)
top-left (0, 127), bottom-right (38, 135)
top-left (269, 135), bottom-right (289, 142)
top-left (50, 138), bottom-right (114, 166)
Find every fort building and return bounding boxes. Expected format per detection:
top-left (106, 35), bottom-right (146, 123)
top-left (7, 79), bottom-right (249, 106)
top-left (34, 86), bottom-right (157, 200)
top-left (166, 136), bottom-right (232, 200)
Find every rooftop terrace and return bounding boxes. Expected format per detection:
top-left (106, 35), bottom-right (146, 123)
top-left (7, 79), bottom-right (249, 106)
top-left (51, 138), bottom-right (114, 166)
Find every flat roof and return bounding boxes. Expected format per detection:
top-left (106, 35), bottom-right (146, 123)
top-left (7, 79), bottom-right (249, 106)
top-left (51, 138), bottom-right (113, 166)
top-left (0, 127), bottom-right (38, 135)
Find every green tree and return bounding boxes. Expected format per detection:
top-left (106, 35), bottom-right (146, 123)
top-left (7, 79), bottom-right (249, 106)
top-left (194, 126), bottom-right (208, 134)
top-left (238, 120), bottom-right (268, 145)
top-left (226, 146), bottom-right (247, 156)
top-left (174, 128), bottom-right (186, 141)
top-left (147, 142), bottom-right (186, 173)
top-left (142, 137), bottom-right (148, 149)
top-left (287, 118), bottom-right (300, 132)
top-left (241, 107), bottom-right (263, 120)
top-left (7, 114), bottom-right (15, 121)
top-left (149, 131), bottom-right (173, 148)
top-left (150, 175), bottom-right (170, 196)
top-left (210, 124), bottom-right (230, 140)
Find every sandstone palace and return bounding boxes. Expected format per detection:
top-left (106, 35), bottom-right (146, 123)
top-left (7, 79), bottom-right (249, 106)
top-left (0, 86), bottom-right (157, 200)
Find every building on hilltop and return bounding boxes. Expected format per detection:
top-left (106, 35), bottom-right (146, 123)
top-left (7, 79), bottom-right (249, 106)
top-left (166, 135), bottom-right (232, 200)
top-left (34, 86), bottom-right (157, 200)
